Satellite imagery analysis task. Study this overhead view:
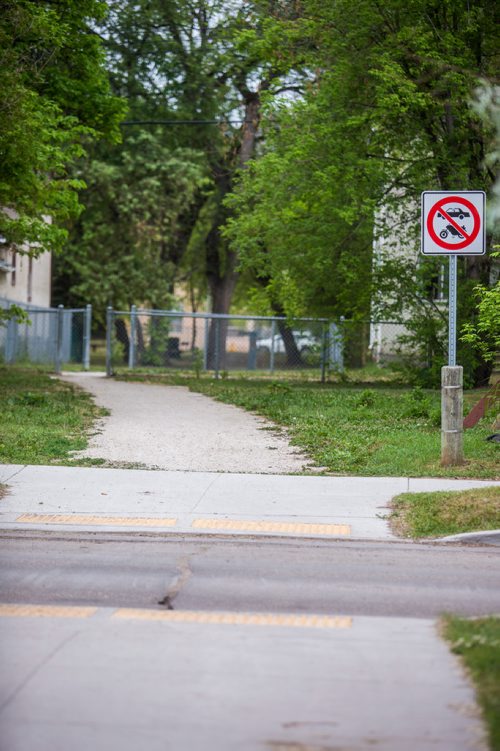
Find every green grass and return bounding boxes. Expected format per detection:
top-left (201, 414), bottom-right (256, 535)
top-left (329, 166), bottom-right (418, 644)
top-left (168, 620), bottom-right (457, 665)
top-left (2, 366), bottom-right (497, 477)
top-left (118, 373), bottom-right (499, 478)
top-left (0, 367), bottom-right (104, 465)
top-left (443, 616), bottom-right (500, 750)
top-left (389, 487), bottom-right (500, 537)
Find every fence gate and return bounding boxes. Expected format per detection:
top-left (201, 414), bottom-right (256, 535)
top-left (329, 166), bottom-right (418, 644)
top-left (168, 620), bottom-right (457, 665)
top-left (105, 307), bottom-right (347, 380)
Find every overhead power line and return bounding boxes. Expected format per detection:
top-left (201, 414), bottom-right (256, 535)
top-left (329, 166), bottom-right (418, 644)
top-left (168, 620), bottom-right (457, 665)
top-left (121, 119), bottom-right (248, 126)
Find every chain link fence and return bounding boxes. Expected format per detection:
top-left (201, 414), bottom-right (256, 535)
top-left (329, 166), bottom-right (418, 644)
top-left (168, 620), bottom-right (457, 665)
top-left (105, 307), bottom-right (409, 379)
top-left (0, 299), bottom-right (92, 372)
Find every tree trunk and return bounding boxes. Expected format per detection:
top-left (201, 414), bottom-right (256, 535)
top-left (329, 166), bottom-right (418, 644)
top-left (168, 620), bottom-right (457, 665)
top-left (114, 318), bottom-right (130, 364)
top-left (276, 318), bottom-right (303, 366)
top-left (206, 248), bottom-right (239, 370)
top-left (205, 91), bottom-right (263, 369)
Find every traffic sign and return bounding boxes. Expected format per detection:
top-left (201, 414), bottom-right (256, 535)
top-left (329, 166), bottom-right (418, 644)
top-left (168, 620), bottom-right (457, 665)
top-left (421, 191), bottom-right (485, 255)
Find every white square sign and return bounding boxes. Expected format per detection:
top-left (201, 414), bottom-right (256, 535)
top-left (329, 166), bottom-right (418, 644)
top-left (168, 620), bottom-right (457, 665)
top-left (421, 190), bottom-right (486, 255)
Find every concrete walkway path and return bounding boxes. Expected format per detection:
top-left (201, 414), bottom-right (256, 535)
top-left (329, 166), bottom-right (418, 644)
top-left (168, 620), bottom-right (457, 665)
top-left (60, 373), bottom-right (310, 474)
top-left (1, 463), bottom-right (498, 540)
top-left (0, 376), bottom-right (497, 750)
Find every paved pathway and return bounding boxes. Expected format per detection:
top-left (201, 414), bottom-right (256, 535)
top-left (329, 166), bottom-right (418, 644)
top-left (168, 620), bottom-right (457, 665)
top-left (1, 463), bottom-right (498, 541)
top-left (61, 374), bottom-right (310, 474)
top-left (1, 375), bottom-right (497, 751)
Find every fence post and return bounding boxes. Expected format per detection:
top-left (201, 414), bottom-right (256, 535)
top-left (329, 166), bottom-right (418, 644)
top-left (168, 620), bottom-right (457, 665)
top-left (55, 305), bottom-right (64, 374)
top-left (106, 306), bottom-right (113, 377)
top-left (329, 321), bottom-right (344, 374)
top-left (83, 304), bottom-right (92, 371)
top-left (128, 304), bottom-right (137, 369)
top-left (320, 322), bottom-right (328, 383)
top-left (441, 365), bottom-right (464, 466)
top-left (203, 316), bottom-right (209, 371)
top-left (214, 317), bottom-right (220, 379)
top-left (247, 331), bottom-right (257, 370)
top-left (270, 319), bottom-right (276, 374)
top-left (5, 314), bottom-right (16, 364)
top-left (338, 317), bottom-right (345, 373)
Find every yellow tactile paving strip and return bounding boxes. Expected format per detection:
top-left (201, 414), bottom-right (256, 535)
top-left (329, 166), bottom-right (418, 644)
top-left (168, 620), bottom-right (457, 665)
top-left (192, 518), bottom-right (351, 536)
top-left (0, 604), bottom-right (97, 618)
top-left (114, 609), bottom-right (352, 629)
top-left (15, 514), bottom-right (177, 527)
top-left (13, 514), bottom-right (350, 536)
top-left (0, 603), bottom-right (352, 629)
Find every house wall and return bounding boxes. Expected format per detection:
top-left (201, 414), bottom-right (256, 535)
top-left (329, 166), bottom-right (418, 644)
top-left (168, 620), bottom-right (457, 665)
top-left (0, 248), bottom-right (52, 307)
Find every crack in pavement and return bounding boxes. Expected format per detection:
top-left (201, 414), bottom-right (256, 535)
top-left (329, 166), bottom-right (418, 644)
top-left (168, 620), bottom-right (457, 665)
top-left (158, 554), bottom-right (193, 610)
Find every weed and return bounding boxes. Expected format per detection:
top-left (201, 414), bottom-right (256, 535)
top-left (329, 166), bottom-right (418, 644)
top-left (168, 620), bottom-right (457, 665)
top-left (356, 389), bottom-right (376, 407)
top-left (443, 616), bottom-right (500, 750)
top-left (269, 381), bottom-right (292, 394)
top-left (193, 348), bottom-right (204, 379)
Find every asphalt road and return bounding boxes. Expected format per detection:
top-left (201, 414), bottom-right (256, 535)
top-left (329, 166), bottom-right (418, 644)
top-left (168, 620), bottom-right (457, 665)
top-left (1, 532), bottom-right (500, 617)
top-left (1, 532), bottom-right (496, 751)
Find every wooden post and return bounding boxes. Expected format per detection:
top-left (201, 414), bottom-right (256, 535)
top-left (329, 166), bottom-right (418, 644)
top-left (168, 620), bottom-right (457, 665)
top-left (441, 366), bottom-right (464, 465)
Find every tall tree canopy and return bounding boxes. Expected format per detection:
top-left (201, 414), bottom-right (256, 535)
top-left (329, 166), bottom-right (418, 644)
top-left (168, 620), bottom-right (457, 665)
top-left (0, 0), bottom-right (125, 253)
top-left (227, 0), bottom-right (498, 306)
top-left (224, 0), bottom-right (499, 381)
top-left (47, 0), bottom-right (497, 380)
top-left (57, 0), bottom-right (303, 322)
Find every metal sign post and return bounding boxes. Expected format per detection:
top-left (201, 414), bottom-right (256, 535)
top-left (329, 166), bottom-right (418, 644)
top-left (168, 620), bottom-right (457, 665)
top-left (421, 190), bottom-right (486, 466)
top-left (448, 254), bottom-right (457, 367)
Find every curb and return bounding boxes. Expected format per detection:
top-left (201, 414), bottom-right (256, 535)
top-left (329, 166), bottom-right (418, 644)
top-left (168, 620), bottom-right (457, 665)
top-left (435, 529), bottom-right (500, 546)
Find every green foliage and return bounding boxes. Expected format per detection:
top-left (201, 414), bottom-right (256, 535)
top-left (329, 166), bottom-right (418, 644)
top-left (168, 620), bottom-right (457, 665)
top-left (171, 378), bottom-right (497, 478)
top-left (356, 389), bottom-right (376, 408)
top-left (225, 0), bottom-right (498, 381)
top-left (0, 304), bottom-right (29, 327)
top-left (444, 616), bottom-right (500, 751)
top-left (54, 1), bottom-right (305, 321)
top-left (224, 84), bottom-right (378, 319)
top-left (0, 0), bottom-right (125, 254)
top-left (461, 252), bottom-right (500, 363)
top-left (390, 486), bottom-right (500, 537)
top-left (142, 318), bottom-right (172, 367)
top-left (55, 132), bottom-right (207, 321)
top-left (401, 387), bottom-right (440, 426)
top-left (0, 367), bottom-right (101, 464)
top-left (193, 348), bottom-right (204, 379)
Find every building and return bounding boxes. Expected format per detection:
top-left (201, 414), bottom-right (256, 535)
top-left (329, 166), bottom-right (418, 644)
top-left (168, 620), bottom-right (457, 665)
top-left (0, 209), bottom-right (52, 307)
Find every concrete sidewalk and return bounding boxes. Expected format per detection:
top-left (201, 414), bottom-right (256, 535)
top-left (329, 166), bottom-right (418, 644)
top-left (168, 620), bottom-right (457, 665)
top-left (1, 464), bottom-right (498, 540)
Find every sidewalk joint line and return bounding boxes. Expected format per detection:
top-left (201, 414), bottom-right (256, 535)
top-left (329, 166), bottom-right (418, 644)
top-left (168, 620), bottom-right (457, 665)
top-left (190, 474), bottom-right (220, 512)
top-left (1, 465), bottom-right (28, 483)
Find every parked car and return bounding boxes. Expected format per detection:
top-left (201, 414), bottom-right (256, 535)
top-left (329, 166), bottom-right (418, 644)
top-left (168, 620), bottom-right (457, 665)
top-left (256, 331), bottom-right (319, 356)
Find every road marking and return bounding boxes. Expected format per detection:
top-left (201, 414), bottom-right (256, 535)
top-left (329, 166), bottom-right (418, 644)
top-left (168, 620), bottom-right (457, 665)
top-left (114, 609), bottom-right (352, 629)
top-left (192, 518), bottom-right (351, 536)
top-left (0, 603), bottom-right (352, 629)
top-left (0, 603), bottom-right (97, 618)
top-left (15, 513), bottom-right (177, 528)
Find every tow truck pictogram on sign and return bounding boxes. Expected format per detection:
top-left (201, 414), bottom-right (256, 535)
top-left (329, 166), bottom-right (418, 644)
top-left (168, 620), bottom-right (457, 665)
top-left (421, 191), bottom-right (485, 255)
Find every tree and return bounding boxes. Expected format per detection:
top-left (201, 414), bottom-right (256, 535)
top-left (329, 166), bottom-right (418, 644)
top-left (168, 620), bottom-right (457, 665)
top-left (56, 0), bottom-right (303, 359)
top-left (53, 131), bottom-right (207, 322)
top-left (225, 0), bottom-right (499, 383)
top-left (0, 0), bottom-right (125, 255)
top-left (461, 251), bottom-right (500, 364)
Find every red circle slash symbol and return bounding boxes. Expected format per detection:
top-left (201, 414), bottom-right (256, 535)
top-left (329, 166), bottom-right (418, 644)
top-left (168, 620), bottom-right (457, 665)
top-left (426, 195), bottom-right (480, 251)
